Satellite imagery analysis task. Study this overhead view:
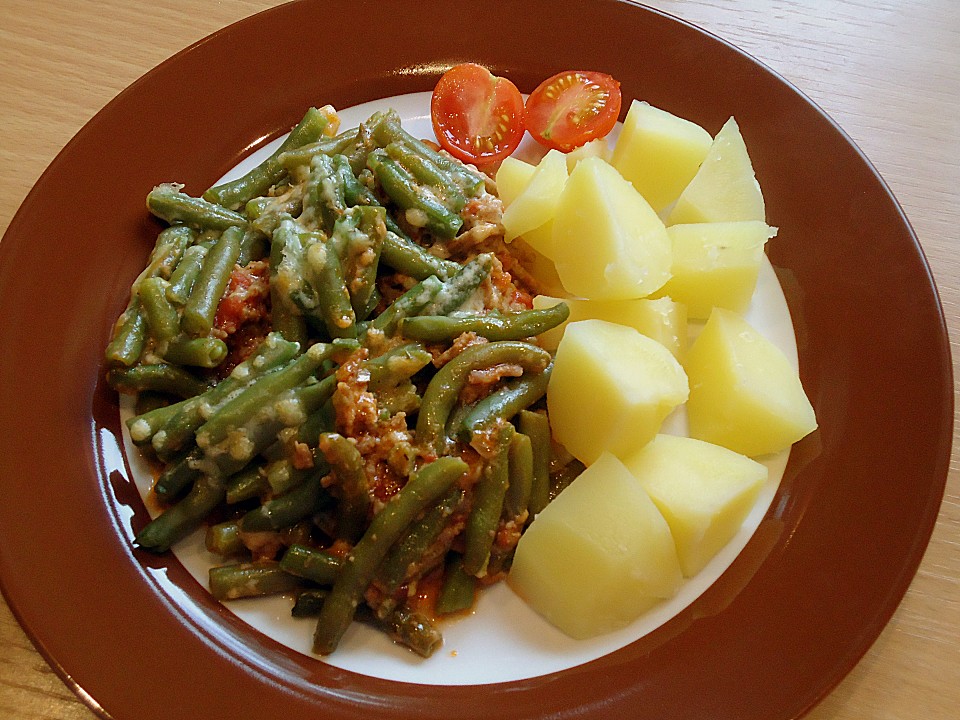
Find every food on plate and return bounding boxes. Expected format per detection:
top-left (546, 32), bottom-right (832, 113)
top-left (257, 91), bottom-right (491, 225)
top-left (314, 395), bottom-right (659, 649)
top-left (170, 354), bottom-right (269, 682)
top-left (610, 100), bottom-right (713, 213)
top-left (563, 137), bottom-right (612, 171)
top-left (531, 294), bottom-right (686, 358)
top-left (508, 451), bottom-right (682, 639)
top-left (523, 70), bottom-right (622, 152)
top-left (684, 307), bottom-right (818, 456)
top-left (105, 104), bottom-right (575, 658)
top-left (430, 62), bottom-right (525, 167)
top-left (500, 149), bottom-right (568, 257)
top-left (620, 434), bottom-right (768, 577)
top-left (654, 220), bottom-right (778, 319)
top-left (667, 116), bottom-right (766, 225)
top-left (552, 156), bottom-right (673, 299)
top-left (546, 319), bottom-right (689, 465)
top-left (105, 64), bottom-right (818, 655)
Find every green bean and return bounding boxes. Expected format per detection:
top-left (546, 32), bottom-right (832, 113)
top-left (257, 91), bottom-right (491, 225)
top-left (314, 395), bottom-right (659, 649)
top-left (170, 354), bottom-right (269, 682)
top-left (201, 374), bottom-right (339, 480)
top-left (463, 426), bottom-right (513, 576)
top-left (205, 520), bottom-right (245, 557)
top-left (181, 225), bottom-right (243, 337)
top-left (302, 152), bottom-right (348, 233)
top-left (135, 474), bottom-right (225, 553)
top-left (366, 275), bottom-right (444, 337)
top-left (364, 343), bottom-right (433, 391)
top-left (367, 149), bottom-right (463, 239)
top-left (360, 605), bottom-right (443, 659)
top-left (280, 544), bottom-right (344, 585)
top-left (237, 228), bottom-right (268, 266)
top-left (137, 276), bottom-right (180, 342)
top-left (154, 447), bottom-right (202, 501)
top-left (418, 252), bottom-right (494, 316)
top-left (104, 299), bottom-right (147, 367)
top-left (312, 455), bottom-right (468, 655)
top-left (505, 432), bottom-right (534, 521)
top-left (385, 141), bottom-right (467, 212)
top-left (204, 106), bottom-right (334, 210)
top-left (277, 129), bottom-right (360, 175)
top-left (106, 363), bottom-right (208, 398)
top-left (291, 589), bottom-right (330, 617)
top-left (295, 400), bottom-right (337, 444)
top-left (435, 553), bottom-right (477, 616)
top-left (318, 432), bottom-right (370, 542)
top-left (268, 218), bottom-right (309, 345)
top-left (381, 230), bottom-right (459, 280)
top-left (194, 341), bottom-right (334, 450)
top-left (376, 381), bottom-right (421, 418)
top-left (105, 226), bottom-right (191, 366)
top-left (337, 204), bottom-right (385, 319)
top-left (338, 160), bottom-right (457, 280)
top-left (165, 244), bottom-right (209, 306)
top-left (401, 302), bottom-right (569, 343)
top-left (146, 184), bottom-right (248, 231)
top-left (371, 112), bottom-right (484, 197)
top-left (225, 463), bottom-right (269, 504)
top-left (162, 336), bottom-right (228, 368)
top-left (240, 471), bottom-right (325, 532)
top-left (248, 186), bottom-right (306, 237)
top-left (125, 396), bottom-right (192, 445)
top-left (303, 230), bottom-right (357, 339)
top-left (416, 341), bottom-right (552, 455)
top-left (519, 410), bottom-right (551, 517)
top-left (377, 487), bottom-right (463, 593)
top-left (147, 225), bottom-right (194, 278)
top-left (273, 223), bottom-right (332, 332)
top-left (264, 443), bottom-right (329, 495)
top-left (457, 362), bottom-right (553, 443)
top-left (149, 333), bottom-right (300, 458)
top-left (209, 561), bottom-right (302, 601)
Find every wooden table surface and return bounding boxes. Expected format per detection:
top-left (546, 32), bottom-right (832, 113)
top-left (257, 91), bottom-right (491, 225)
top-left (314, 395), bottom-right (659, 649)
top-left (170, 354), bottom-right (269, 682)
top-left (1, 1), bottom-right (957, 718)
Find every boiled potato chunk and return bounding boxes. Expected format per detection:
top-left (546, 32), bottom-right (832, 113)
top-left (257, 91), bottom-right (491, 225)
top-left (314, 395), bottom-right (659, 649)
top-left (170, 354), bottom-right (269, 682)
top-left (621, 434), bottom-right (767, 577)
top-left (655, 221), bottom-right (777, 319)
top-left (667, 117), bottom-right (765, 225)
top-left (495, 155), bottom-right (536, 207)
top-left (533, 294), bottom-right (686, 359)
top-left (565, 137), bottom-right (612, 172)
top-left (508, 452), bottom-right (682, 639)
top-left (552, 157), bottom-right (672, 300)
top-left (548, 319), bottom-right (689, 464)
top-left (501, 149), bottom-right (568, 254)
top-left (684, 308), bottom-right (817, 456)
top-left (611, 100), bottom-right (713, 213)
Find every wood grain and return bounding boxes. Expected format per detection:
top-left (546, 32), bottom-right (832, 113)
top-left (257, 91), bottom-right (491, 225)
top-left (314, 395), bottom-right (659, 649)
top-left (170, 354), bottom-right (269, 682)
top-left (1, 1), bottom-right (957, 718)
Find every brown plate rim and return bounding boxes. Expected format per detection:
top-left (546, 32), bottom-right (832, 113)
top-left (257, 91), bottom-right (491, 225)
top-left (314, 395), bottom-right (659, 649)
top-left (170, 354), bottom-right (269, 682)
top-left (0, 1), bottom-right (953, 719)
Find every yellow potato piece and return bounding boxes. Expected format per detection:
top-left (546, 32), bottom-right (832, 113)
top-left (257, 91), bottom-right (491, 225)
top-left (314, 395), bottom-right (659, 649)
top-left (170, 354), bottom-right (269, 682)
top-left (495, 155), bottom-right (536, 208)
top-left (547, 319), bottom-right (689, 464)
top-left (533, 294), bottom-right (686, 359)
top-left (684, 307), bottom-right (817, 456)
top-left (508, 452), bottom-right (682, 639)
top-left (552, 157), bottom-right (672, 300)
top-left (611, 100), bottom-right (713, 213)
top-left (667, 117), bottom-right (765, 225)
top-left (564, 137), bottom-right (612, 172)
top-left (501, 149), bottom-right (568, 253)
top-left (655, 221), bottom-right (777, 319)
top-left (621, 434), bottom-right (767, 577)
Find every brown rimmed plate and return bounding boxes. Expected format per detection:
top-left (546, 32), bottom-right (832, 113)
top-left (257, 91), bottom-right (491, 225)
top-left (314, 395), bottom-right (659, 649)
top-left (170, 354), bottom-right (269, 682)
top-left (0, 1), bottom-right (952, 718)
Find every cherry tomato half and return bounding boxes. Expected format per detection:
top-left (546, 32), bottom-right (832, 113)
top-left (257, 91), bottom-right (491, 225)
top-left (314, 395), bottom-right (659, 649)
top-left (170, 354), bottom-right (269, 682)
top-left (524, 70), bottom-right (622, 151)
top-left (431, 63), bottom-right (526, 167)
